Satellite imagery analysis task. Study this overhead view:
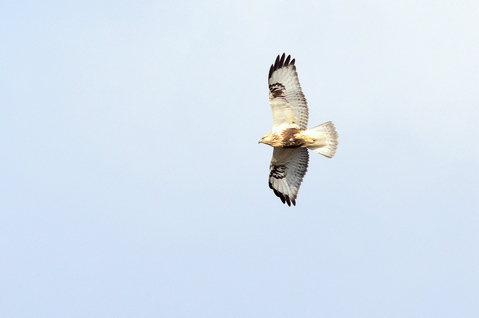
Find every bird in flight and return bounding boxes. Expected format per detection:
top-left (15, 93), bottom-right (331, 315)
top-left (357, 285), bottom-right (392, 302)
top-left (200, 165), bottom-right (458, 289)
top-left (259, 53), bottom-right (338, 206)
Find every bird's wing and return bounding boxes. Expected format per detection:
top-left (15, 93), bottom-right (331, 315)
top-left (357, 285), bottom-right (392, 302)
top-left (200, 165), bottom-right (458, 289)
top-left (269, 147), bottom-right (309, 206)
top-left (268, 53), bottom-right (309, 130)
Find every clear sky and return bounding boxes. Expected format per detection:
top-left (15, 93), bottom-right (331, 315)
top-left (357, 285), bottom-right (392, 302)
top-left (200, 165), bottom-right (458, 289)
top-left (1, 1), bottom-right (478, 317)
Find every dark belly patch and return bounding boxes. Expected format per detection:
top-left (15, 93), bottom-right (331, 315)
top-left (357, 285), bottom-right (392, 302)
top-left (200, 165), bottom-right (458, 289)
top-left (281, 128), bottom-right (304, 148)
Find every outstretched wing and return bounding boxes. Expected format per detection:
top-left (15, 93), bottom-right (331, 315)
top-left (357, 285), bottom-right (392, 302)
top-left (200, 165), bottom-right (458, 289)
top-left (268, 53), bottom-right (309, 130)
top-left (269, 147), bottom-right (309, 206)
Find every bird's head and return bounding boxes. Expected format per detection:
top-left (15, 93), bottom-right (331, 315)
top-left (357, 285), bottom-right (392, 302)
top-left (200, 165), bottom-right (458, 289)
top-left (258, 132), bottom-right (274, 146)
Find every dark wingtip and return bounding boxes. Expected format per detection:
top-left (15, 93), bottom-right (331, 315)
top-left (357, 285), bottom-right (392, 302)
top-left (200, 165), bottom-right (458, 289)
top-left (278, 53), bottom-right (285, 67)
top-left (269, 182), bottom-right (295, 207)
top-left (268, 64), bottom-right (274, 79)
top-left (268, 53), bottom-right (295, 79)
top-left (285, 196), bottom-right (292, 207)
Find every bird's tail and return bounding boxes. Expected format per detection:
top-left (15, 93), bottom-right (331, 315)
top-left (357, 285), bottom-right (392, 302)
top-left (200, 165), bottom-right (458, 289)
top-left (306, 121), bottom-right (338, 158)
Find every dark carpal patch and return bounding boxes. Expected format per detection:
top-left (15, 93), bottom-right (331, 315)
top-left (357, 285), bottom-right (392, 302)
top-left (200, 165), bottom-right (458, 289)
top-left (270, 165), bottom-right (286, 179)
top-left (269, 82), bottom-right (285, 98)
top-left (269, 165), bottom-right (293, 205)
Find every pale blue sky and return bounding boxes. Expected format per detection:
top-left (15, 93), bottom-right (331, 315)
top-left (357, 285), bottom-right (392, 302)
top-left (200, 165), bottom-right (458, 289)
top-left (1, 1), bottom-right (478, 317)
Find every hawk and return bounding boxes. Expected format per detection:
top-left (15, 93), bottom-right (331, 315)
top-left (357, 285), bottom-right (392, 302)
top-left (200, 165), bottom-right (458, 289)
top-left (259, 53), bottom-right (338, 206)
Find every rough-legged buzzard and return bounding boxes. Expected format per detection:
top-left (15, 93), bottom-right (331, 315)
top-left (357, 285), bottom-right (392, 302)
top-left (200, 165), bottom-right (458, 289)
top-left (259, 54), bottom-right (338, 206)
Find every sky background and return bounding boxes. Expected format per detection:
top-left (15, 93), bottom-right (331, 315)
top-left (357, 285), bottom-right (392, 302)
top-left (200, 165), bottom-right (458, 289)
top-left (1, 1), bottom-right (479, 317)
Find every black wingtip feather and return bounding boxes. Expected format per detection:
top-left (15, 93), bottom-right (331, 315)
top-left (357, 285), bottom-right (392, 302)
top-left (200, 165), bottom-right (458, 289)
top-left (278, 53), bottom-right (285, 67)
top-left (269, 182), bottom-right (295, 207)
top-left (268, 53), bottom-right (295, 79)
top-left (268, 64), bottom-right (274, 79)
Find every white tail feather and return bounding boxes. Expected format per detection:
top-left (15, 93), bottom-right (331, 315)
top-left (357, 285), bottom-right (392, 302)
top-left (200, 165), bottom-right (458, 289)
top-left (306, 121), bottom-right (338, 158)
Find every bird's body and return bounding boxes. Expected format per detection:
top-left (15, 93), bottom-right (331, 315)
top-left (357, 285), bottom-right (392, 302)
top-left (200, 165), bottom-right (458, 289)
top-left (259, 53), bottom-right (338, 206)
